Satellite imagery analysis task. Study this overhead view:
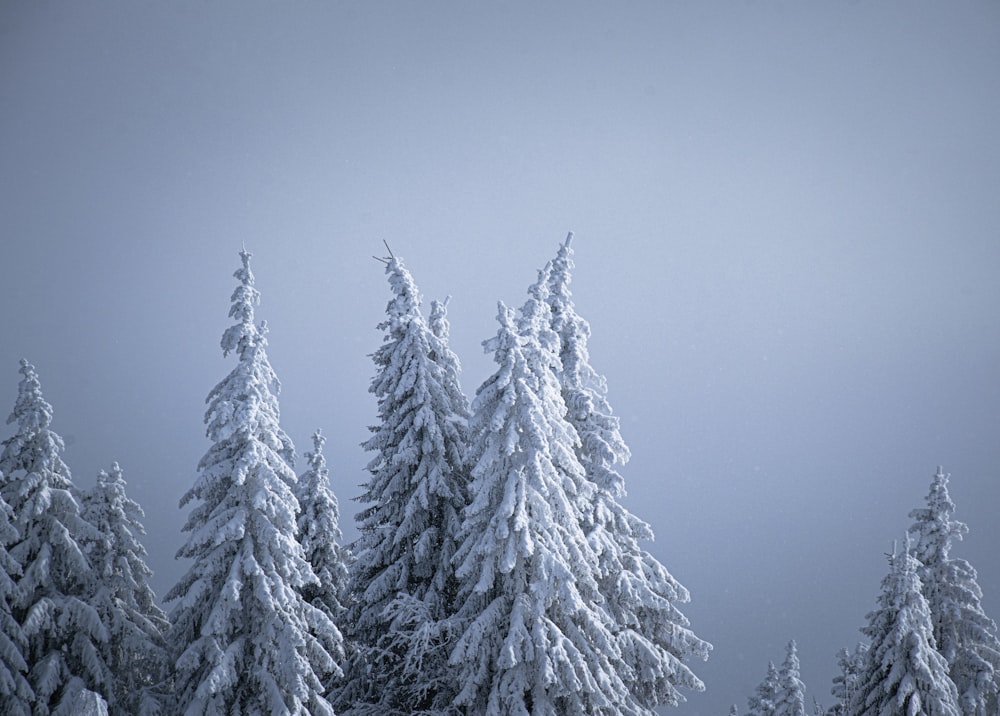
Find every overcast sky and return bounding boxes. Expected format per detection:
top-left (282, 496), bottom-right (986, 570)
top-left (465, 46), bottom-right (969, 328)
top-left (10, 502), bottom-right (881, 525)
top-left (2, 2), bottom-right (999, 713)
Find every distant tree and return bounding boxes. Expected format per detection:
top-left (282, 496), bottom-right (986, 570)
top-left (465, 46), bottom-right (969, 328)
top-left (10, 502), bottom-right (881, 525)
top-left (337, 256), bottom-right (470, 715)
top-left (850, 537), bottom-right (959, 716)
top-left (449, 271), bottom-right (627, 715)
top-left (908, 468), bottom-right (1000, 716)
top-left (828, 643), bottom-right (869, 716)
top-left (294, 430), bottom-right (350, 692)
top-left (0, 478), bottom-right (32, 715)
top-left (731, 705), bottom-right (740, 716)
top-left (0, 360), bottom-right (109, 714)
top-left (774, 640), bottom-right (807, 716)
top-left (747, 661), bottom-right (779, 716)
top-left (547, 233), bottom-right (711, 710)
top-left (79, 463), bottom-right (170, 716)
top-left (164, 250), bottom-right (334, 716)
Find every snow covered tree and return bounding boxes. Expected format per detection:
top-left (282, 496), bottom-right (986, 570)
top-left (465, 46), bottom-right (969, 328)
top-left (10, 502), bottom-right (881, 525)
top-left (908, 468), bottom-right (1000, 716)
top-left (164, 250), bottom-right (335, 716)
top-left (775, 640), bottom-right (807, 716)
top-left (850, 538), bottom-right (960, 716)
top-left (828, 643), bottom-right (869, 716)
top-left (547, 232), bottom-right (711, 710)
top-left (294, 430), bottom-right (350, 692)
top-left (0, 480), bottom-right (32, 715)
top-left (0, 360), bottom-right (109, 715)
top-left (748, 661), bottom-right (780, 716)
top-left (337, 256), bottom-right (470, 715)
top-left (450, 271), bottom-right (632, 715)
top-left (79, 463), bottom-right (170, 716)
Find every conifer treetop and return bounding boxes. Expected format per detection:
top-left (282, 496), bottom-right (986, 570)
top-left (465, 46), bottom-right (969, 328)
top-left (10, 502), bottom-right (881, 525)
top-left (1, 360), bottom-right (68, 484)
top-left (221, 248), bottom-right (264, 359)
top-left (909, 467), bottom-right (967, 566)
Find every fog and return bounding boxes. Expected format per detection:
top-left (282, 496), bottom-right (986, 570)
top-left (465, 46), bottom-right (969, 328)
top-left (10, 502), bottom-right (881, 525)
top-left (2, 2), bottom-right (998, 713)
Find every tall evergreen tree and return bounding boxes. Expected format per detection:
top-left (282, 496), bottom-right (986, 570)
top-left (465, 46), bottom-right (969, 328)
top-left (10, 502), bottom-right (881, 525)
top-left (0, 478), bottom-right (32, 715)
top-left (547, 233), bottom-right (711, 710)
top-left (775, 640), bottom-right (807, 716)
top-left (908, 468), bottom-right (1000, 716)
top-left (338, 256), bottom-right (470, 716)
top-left (450, 274), bottom-right (629, 715)
top-left (0, 360), bottom-right (109, 715)
top-left (851, 538), bottom-right (960, 716)
top-left (165, 250), bottom-right (334, 716)
top-left (79, 463), bottom-right (170, 716)
top-left (294, 430), bottom-right (350, 692)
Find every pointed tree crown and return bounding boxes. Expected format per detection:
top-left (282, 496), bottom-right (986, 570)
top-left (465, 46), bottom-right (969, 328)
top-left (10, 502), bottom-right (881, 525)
top-left (1, 360), bottom-right (69, 484)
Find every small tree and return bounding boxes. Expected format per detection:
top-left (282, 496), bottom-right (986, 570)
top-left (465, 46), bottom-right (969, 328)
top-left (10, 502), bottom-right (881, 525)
top-left (79, 463), bottom-right (170, 716)
top-left (0, 360), bottom-right (108, 715)
top-left (294, 430), bottom-right (350, 692)
top-left (748, 662), bottom-right (779, 716)
top-left (165, 250), bottom-right (334, 715)
top-left (851, 538), bottom-right (959, 716)
top-left (908, 468), bottom-right (1000, 716)
top-left (828, 643), bottom-right (868, 716)
top-left (775, 641), bottom-right (807, 716)
top-left (547, 233), bottom-right (711, 710)
top-left (338, 256), bottom-right (470, 715)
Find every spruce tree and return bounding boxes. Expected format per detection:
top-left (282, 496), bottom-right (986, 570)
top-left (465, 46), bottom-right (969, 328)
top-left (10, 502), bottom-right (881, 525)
top-left (79, 463), bottom-right (169, 716)
top-left (547, 233), bottom-right (711, 710)
top-left (908, 468), bottom-right (1000, 716)
top-left (851, 538), bottom-right (960, 716)
top-left (828, 643), bottom-right (868, 716)
top-left (165, 250), bottom-right (334, 716)
top-left (775, 640), bottom-right (807, 716)
top-left (338, 256), bottom-right (470, 715)
top-left (450, 275), bottom-right (628, 715)
top-left (294, 430), bottom-right (350, 692)
top-left (748, 662), bottom-right (780, 716)
top-left (0, 480), bottom-right (32, 715)
top-left (0, 360), bottom-right (109, 715)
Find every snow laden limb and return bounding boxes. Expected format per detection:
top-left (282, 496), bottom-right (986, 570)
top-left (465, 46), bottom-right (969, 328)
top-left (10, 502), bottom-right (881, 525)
top-left (337, 257), bottom-right (470, 716)
top-left (0, 361), bottom-right (109, 715)
top-left (547, 233), bottom-right (711, 710)
top-left (79, 463), bottom-right (170, 716)
top-left (451, 294), bottom-right (628, 716)
top-left (294, 430), bottom-right (350, 693)
top-left (0, 478), bottom-right (33, 716)
top-left (908, 468), bottom-right (1000, 716)
top-left (165, 250), bottom-right (335, 716)
top-left (851, 537), bottom-right (960, 716)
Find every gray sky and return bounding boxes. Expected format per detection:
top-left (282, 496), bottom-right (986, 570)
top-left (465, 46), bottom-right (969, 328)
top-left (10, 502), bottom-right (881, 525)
top-left (2, 2), bottom-right (999, 713)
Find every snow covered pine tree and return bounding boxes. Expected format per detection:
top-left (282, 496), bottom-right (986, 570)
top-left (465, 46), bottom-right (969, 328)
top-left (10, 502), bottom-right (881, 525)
top-left (450, 267), bottom-right (630, 715)
top-left (164, 250), bottom-right (335, 715)
top-left (547, 233), bottom-right (711, 711)
top-left (747, 662), bottom-right (779, 716)
top-left (908, 468), bottom-right (1000, 716)
top-left (827, 643), bottom-right (868, 716)
top-left (850, 536), bottom-right (960, 716)
top-left (773, 641), bottom-right (806, 716)
top-left (0, 360), bottom-right (109, 715)
top-left (337, 255), bottom-right (470, 716)
top-left (0, 469), bottom-right (32, 715)
top-left (79, 462), bottom-right (170, 716)
top-left (294, 430), bottom-right (350, 695)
